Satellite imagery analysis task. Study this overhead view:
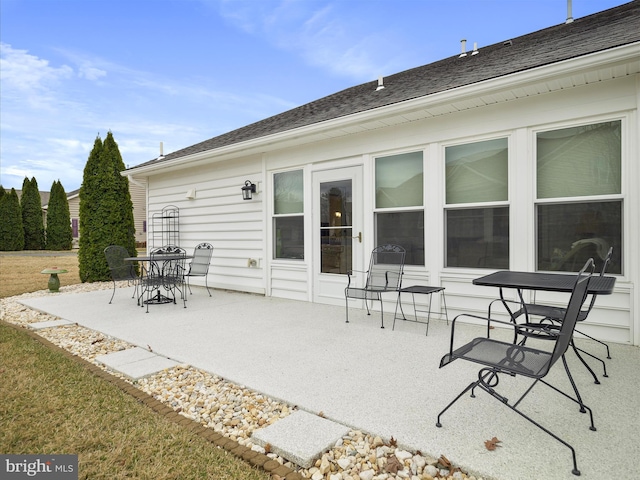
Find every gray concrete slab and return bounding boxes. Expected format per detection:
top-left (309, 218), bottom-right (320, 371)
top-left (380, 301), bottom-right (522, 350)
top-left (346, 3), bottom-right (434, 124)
top-left (251, 410), bottom-right (350, 468)
top-left (17, 289), bottom-right (640, 480)
top-left (27, 319), bottom-right (74, 330)
top-left (94, 346), bottom-right (181, 381)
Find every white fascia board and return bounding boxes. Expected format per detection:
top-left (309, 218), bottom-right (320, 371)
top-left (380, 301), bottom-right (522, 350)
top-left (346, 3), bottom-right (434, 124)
top-left (125, 42), bottom-right (639, 178)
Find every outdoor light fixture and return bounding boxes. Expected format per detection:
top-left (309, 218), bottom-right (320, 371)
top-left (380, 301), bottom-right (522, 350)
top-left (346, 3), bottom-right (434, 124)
top-left (241, 180), bottom-right (256, 200)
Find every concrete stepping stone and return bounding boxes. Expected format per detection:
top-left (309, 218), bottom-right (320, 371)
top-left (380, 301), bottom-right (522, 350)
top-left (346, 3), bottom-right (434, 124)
top-left (95, 346), bottom-right (181, 381)
top-left (27, 319), bottom-right (74, 330)
top-left (251, 410), bottom-right (350, 468)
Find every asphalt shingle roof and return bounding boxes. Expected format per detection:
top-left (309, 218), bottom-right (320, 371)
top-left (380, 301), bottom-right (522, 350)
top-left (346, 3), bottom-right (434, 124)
top-left (131, 1), bottom-right (639, 170)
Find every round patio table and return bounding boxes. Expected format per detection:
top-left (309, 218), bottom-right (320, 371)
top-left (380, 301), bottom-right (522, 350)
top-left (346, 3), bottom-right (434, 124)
top-left (41, 268), bottom-right (68, 292)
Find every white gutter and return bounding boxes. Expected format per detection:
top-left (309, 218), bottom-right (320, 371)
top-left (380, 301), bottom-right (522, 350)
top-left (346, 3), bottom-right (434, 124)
top-left (125, 42), bottom-right (639, 178)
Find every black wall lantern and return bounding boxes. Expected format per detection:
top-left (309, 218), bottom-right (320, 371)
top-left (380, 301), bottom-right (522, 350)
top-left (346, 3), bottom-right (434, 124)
top-left (241, 180), bottom-right (256, 200)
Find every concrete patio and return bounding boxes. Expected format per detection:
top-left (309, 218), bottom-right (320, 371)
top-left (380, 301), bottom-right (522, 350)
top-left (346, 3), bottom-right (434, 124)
top-left (18, 287), bottom-right (640, 479)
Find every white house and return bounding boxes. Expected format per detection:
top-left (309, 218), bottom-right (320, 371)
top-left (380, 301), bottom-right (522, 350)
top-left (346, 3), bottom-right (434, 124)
top-left (125, 2), bottom-right (640, 346)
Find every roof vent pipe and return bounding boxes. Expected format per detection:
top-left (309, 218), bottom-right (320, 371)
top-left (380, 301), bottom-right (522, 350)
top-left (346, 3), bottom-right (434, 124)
top-left (566, 0), bottom-right (574, 23)
top-left (471, 42), bottom-right (479, 55)
top-left (459, 39), bottom-right (467, 57)
top-left (157, 141), bottom-right (165, 160)
top-left (376, 76), bottom-right (385, 91)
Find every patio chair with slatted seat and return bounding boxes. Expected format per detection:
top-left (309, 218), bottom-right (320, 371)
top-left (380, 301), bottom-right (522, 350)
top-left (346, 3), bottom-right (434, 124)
top-left (436, 258), bottom-right (596, 476)
top-left (345, 244), bottom-right (405, 328)
top-left (185, 242), bottom-right (213, 296)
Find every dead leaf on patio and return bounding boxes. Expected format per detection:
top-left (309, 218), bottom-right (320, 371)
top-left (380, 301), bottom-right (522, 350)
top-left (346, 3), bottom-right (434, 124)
top-left (385, 455), bottom-right (403, 474)
top-left (389, 436), bottom-right (397, 447)
top-left (484, 436), bottom-right (502, 451)
top-left (437, 454), bottom-right (452, 469)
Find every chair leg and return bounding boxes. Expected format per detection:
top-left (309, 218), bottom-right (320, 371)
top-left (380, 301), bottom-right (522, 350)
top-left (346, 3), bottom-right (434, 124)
top-left (345, 296), bottom-right (349, 324)
top-left (571, 342), bottom-right (606, 381)
top-left (575, 328), bottom-right (611, 359)
top-left (436, 379), bottom-right (480, 428)
top-left (109, 281), bottom-right (116, 304)
top-left (561, 354), bottom-right (587, 413)
top-left (204, 275), bottom-right (212, 297)
top-left (438, 369), bottom-right (589, 476)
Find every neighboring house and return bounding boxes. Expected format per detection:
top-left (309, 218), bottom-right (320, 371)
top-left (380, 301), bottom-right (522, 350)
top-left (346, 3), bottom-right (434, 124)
top-left (125, 3), bottom-right (640, 345)
top-left (15, 190), bottom-right (51, 207)
top-left (46, 181), bottom-right (147, 247)
top-left (16, 189), bottom-right (50, 226)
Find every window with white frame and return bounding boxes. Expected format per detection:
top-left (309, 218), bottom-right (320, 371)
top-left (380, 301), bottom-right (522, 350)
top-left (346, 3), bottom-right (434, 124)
top-left (374, 151), bottom-right (424, 265)
top-left (445, 138), bottom-right (509, 268)
top-left (536, 120), bottom-right (622, 274)
top-left (273, 170), bottom-right (304, 259)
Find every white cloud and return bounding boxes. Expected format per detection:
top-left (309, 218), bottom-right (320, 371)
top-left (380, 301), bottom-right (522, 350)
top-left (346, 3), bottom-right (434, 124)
top-left (79, 65), bottom-right (107, 81)
top-left (0, 39), bottom-right (301, 190)
top-left (215, 0), bottom-right (410, 81)
top-left (0, 43), bottom-right (74, 110)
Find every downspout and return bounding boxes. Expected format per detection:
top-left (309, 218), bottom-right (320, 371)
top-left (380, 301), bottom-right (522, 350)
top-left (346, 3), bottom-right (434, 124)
top-left (127, 175), bottom-right (145, 188)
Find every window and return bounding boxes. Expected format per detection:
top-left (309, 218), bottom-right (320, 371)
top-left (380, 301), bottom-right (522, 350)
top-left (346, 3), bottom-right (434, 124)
top-left (445, 138), bottom-right (509, 268)
top-left (273, 170), bottom-right (304, 259)
top-left (536, 121), bottom-right (622, 273)
top-left (375, 152), bottom-right (424, 265)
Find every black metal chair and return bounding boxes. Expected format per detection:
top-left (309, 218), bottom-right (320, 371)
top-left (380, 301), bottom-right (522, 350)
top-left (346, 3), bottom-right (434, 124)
top-left (185, 242), bottom-right (213, 296)
top-left (489, 247), bottom-right (613, 382)
top-left (345, 244), bottom-right (405, 328)
top-left (520, 247), bottom-right (613, 378)
top-left (104, 245), bottom-right (139, 304)
top-left (436, 259), bottom-right (595, 476)
top-left (139, 245), bottom-right (187, 312)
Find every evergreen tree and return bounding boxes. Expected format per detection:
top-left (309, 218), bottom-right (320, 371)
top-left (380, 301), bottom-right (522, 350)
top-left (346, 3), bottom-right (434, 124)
top-left (0, 185), bottom-right (5, 201)
top-left (46, 180), bottom-right (73, 250)
top-left (0, 188), bottom-right (25, 251)
top-left (21, 177), bottom-right (45, 250)
top-left (78, 132), bottom-right (136, 282)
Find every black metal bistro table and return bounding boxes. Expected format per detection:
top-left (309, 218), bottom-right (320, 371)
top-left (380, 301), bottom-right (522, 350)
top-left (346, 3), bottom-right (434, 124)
top-left (473, 270), bottom-right (616, 324)
top-left (125, 254), bottom-right (192, 307)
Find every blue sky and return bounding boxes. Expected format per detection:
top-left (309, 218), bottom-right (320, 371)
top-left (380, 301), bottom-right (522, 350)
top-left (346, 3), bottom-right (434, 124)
top-left (0, 0), bottom-right (626, 193)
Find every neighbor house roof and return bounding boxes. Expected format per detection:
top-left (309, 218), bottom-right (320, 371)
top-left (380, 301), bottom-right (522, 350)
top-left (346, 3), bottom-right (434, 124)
top-left (129, 1), bottom-right (639, 171)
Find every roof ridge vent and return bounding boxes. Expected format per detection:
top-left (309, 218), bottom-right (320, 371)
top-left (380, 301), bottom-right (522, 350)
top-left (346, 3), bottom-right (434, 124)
top-left (459, 39), bottom-right (467, 57)
top-left (376, 76), bottom-right (385, 91)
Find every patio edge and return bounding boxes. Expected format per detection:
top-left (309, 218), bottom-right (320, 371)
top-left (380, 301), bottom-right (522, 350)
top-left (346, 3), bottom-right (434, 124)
top-left (0, 319), bottom-right (304, 480)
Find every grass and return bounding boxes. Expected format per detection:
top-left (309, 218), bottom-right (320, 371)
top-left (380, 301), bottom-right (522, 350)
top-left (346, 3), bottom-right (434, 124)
top-left (0, 251), bottom-right (271, 480)
top-left (0, 251), bottom-right (81, 298)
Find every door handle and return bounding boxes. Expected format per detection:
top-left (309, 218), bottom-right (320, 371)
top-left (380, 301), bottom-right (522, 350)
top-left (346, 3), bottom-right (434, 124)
top-left (352, 232), bottom-right (362, 243)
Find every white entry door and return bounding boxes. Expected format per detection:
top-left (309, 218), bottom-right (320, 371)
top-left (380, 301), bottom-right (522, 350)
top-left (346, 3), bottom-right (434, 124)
top-left (312, 166), bottom-right (364, 305)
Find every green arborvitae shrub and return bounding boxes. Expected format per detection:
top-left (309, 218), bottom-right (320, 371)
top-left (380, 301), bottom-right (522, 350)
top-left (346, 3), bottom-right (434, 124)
top-left (46, 180), bottom-right (73, 250)
top-left (0, 188), bottom-right (25, 251)
top-left (78, 132), bottom-right (137, 282)
top-left (0, 185), bottom-right (5, 201)
top-left (21, 177), bottom-right (45, 250)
